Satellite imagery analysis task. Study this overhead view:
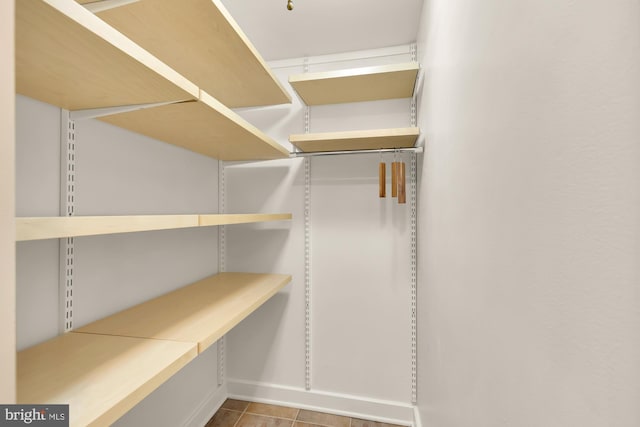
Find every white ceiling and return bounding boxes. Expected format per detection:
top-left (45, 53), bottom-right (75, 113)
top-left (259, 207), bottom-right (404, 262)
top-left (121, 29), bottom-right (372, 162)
top-left (220, 0), bottom-right (424, 61)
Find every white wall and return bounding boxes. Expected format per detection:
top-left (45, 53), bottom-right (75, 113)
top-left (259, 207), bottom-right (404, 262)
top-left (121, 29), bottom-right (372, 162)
top-left (0, 0), bottom-right (15, 404)
top-left (416, 1), bottom-right (640, 426)
top-left (16, 95), bottom-right (223, 425)
top-left (225, 48), bottom-right (416, 423)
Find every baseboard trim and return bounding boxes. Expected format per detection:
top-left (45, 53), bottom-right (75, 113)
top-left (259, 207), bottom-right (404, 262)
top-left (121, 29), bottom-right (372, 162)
top-left (412, 406), bottom-right (423, 427)
top-left (183, 383), bottom-right (228, 427)
top-left (227, 379), bottom-right (414, 426)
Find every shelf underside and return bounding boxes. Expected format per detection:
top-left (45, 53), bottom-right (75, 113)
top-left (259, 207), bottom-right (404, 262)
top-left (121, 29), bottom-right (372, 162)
top-left (18, 272), bottom-right (291, 426)
top-left (290, 127), bottom-right (420, 153)
top-left (17, 0), bottom-right (289, 161)
top-left (85, 0), bottom-right (291, 108)
top-left (75, 272), bottom-right (293, 353)
top-left (16, 0), bottom-right (197, 111)
top-left (16, 213), bottom-right (292, 241)
top-left (289, 63), bottom-right (419, 106)
top-left (99, 95), bottom-right (289, 160)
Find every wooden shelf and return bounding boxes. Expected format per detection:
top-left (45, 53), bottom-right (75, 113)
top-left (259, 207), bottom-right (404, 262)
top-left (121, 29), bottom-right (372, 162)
top-left (18, 332), bottom-right (197, 427)
top-left (16, 213), bottom-right (293, 241)
top-left (18, 272), bottom-right (291, 425)
top-left (76, 272), bottom-right (293, 353)
top-left (84, 0), bottom-right (291, 108)
top-left (290, 127), bottom-right (420, 153)
top-left (17, 1), bottom-right (290, 161)
top-left (199, 213), bottom-right (293, 227)
top-left (99, 92), bottom-right (290, 160)
top-left (289, 63), bottom-right (419, 106)
top-left (16, 0), bottom-right (198, 111)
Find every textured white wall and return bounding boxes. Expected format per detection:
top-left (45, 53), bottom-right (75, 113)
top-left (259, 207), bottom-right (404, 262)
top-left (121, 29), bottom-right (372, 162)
top-left (15, 96), bottom-right (221, 425)
top-left (0, 0), bottom-right (15, 404)
top-left (416, 1), bottom-right (640, 426)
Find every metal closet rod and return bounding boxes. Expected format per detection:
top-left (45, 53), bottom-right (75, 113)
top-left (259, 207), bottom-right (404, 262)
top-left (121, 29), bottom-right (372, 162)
top-left (289, 146), bottom-right (423, 158)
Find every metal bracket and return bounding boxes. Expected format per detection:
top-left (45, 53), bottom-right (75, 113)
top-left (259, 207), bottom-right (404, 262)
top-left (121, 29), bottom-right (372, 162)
top-left (82, 0), bottom-right (140, 13)
top-left (69, 100), bottom-right (190, 121)
top-left (59, 110), bottom-right (76, 333)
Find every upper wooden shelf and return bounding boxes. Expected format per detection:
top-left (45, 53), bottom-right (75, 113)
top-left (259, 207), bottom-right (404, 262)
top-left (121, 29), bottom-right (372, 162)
top-left (82, 0), bottom-right (292, 108)
top-left (99, 92), bottom-right (290, 160)
top-left (17, 1), bottom-right (290, 161)
top-left (289, 63), bottom-right (419, 106)
top-left (16, 0), bottom-right (198, 111)
top-left (18, 332), bottom-right (197, 427)
top-left (290, 127), bottom-right (420, 153)
top-left (16, 213), bottom-right (292, 241)
top-left (76, 272), bottom-right (293, 353)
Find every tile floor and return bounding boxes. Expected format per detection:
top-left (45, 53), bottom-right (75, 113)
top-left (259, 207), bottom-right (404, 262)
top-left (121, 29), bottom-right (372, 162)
top-left (206, 399), bottom-right (406, 427)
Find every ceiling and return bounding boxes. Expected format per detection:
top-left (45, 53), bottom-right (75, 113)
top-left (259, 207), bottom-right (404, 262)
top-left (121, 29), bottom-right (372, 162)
top-left (220, 0), bottom-right (424, 61)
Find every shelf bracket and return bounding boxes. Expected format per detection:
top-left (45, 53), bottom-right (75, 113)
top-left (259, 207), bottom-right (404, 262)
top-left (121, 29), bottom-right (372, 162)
top-left (82, 0), bottom-right (140, 13)
top-left (68, 100), bottom-right (191, 121)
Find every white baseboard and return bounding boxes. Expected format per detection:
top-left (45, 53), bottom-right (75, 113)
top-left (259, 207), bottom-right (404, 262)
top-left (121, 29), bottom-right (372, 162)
top-left (412, 406), bottom-right (423, 427)
top-left (227, 379), bottom-right (414, 426)
top-left (183, 383), bottom-right (228, 427)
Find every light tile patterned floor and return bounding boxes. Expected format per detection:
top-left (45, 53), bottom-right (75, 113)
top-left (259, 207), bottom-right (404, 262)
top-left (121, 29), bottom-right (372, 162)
top-left (206, 399), bottom-right (406, 427)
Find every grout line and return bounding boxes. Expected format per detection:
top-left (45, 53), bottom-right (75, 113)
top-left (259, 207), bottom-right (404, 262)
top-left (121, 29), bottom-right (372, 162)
top-left (230, 405), bottom-right (248, 427)
top-left (244, 412), bottom-right (299, 422)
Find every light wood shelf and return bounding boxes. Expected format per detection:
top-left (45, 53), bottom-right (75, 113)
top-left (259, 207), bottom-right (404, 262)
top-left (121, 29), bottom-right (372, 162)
top-left (198, 213), bottom-right (293, 227)
top-left (17, 1), bottom-right (290, 161)
top-left (84, 0), bottom-right (291, 108)
top-left (18, 272), bottom-right (291, 425)
top-left (290, 127), bottom-right (420, 153)
top-left (18, 332), bottom-right (197, 427)
top-left (99, 92), bottom-right (290, 160)
top-left (16, 0), bottom-right (198, 111)
top-left (289, 63), bottom-right (419, 106)
top-left (76, 272), bottom-right (293, 353)
top-left (16, 213), bottom-right (293, 241)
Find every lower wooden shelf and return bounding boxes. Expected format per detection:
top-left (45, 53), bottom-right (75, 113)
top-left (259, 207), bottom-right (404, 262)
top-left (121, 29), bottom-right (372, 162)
top-left (290, 127), bottom-right (420, 153)
top-left (18, 272), bottom-right (292, 426)
top-left (18, 332), bottom-right (197, 427)
top-left (16, 213), bottom-right (292, 241)
top-left (76, 272), bottom-right (292, 353)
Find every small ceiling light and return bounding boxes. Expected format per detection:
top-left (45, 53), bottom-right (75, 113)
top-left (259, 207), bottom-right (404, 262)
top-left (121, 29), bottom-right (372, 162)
top-left (287, 0), bottom-right (293, 10)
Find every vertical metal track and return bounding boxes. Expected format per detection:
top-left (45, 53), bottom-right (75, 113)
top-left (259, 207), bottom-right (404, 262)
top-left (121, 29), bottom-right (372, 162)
top-left (303, 58), bottom-right (312, 391)
top-left (303, 55), bottom-right (312, 391)
top-left (410, 42), bottom-right (418, 129)
top-left (410, 153), bottom-right (418, 404)
top-left (304, 156), bottom-right (312, 391)
top-left (59, 110), bottom-right (75, 333)
top-left (410, 42), bottom-right (419, 404)
top-left (409, 42), bottom-right (418, 404)
top-left (217, 159), bottom-right (226, 387)
top-left (303, 57), bottom-right (311, 134)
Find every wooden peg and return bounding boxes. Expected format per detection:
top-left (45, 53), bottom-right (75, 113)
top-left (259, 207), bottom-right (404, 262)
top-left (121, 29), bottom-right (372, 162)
top-left (379, 162), bottom-right (386, 198)
top-left (391, 162), bottom-right (398, 197)
top-left (398, 161), bottom-right (406, 204)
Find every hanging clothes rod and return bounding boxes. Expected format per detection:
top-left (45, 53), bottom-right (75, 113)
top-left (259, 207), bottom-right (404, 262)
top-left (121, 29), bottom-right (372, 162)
top-left (289, 146), bottom-right (423, 158)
